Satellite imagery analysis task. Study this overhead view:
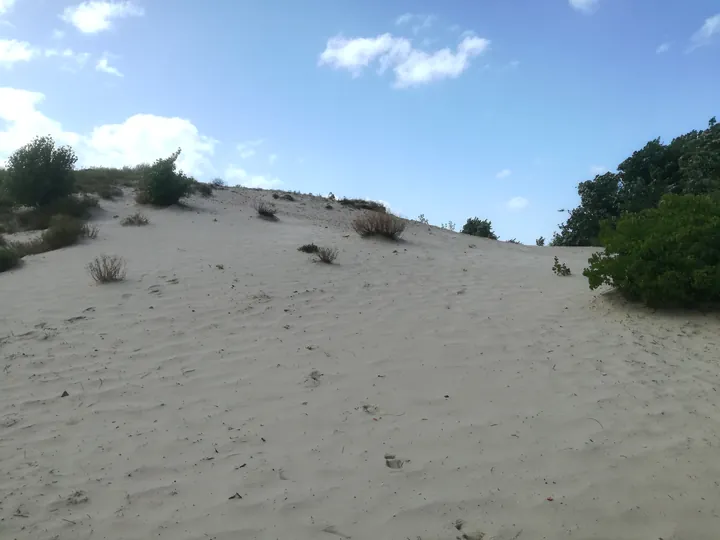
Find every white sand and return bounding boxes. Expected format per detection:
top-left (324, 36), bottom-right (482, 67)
top-left (1, 189), bottom-right (719, 540)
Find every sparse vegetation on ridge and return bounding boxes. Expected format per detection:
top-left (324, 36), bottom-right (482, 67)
top-left (352, 211), bottom-right (406, 240)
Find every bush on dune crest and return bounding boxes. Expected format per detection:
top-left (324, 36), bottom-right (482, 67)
top-left (352, 211), bottom-right (406, 239)
top-left (136, 148), bottom-right (193, 206)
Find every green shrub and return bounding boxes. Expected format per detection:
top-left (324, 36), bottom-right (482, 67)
top-left (298, 243), bottom-right (319, 253)
top-left (584, 193), bottom-right (720, 307)
top-left (506, 238), bottom-right (521, 244)
top-left (211, 178), bottom-right (226, 189)
top-left (316, 246), bottom-right (338, 264)
top-left (4, 136), bottom-right (77, 207)
top-left (352, 212), bottom-right (406, 239)
top-left (339, 198), bottom-right (386, 212)
top-left (461, 217), bottom-right (498, 239)
top-left (254, 200), bottom-right (278, 219)
top-left (536, 236), bottom-right (545, 246)
top-left (41, 215), bottom-right (85, 250)
top-left (87, 255), bottom-right (127, 283)
top-left (552, 256), bottom-right (572, 276)
top-left (194, 182), bottom-right (213, 197)
top-left (136, 149), bottom-right (193, 206)
top-left (0, 246), bottom-right (20, 272)
top-left (13, 194), bottom-right (98, 231)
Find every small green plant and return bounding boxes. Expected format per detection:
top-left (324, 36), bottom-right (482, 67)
top-left (281, 193), bottom-right (295, 201)
top-left (316, 246), bottom-right (338, 264)
top-left (136, 148), bottom-right (193, 206)
top-left (4, 135), bottom-right (78, 207)
top-left (352, 212), bottom-right (406, 240)
top-left (461, 217), bottom-right (498, 239)
top-left (552, 256), bottom-right (572, 276)
top-left (13, 194), bottom-right (97, 231)
top-left (121, 212), bottom-right (149, 226)
top-left (536, 236), bottom-right (545, 246)
top-left (583, 193), bottom-right (720, 307)
top-left (298, 243), bottom-right (320, 253)
top-left (87, 255), bottom-right (127, 283)
top-left (506, 238), bottom-right (521, 244)
top-left (272, 193), bottom-right (280, 199)
top-left (211, 178), bottom-right (226, 189)
top-left (440, 221), bottom-right (456, 232)
top-left (254, 200), bottom-right (278, 219)
top-left (417, 214), bottom-right (429, 225)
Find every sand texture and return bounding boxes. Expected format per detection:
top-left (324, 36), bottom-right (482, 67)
top-left (1, 189), bottom-right (719, 540)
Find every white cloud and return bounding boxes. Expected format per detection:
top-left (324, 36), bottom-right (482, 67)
top-left (0, 87), bottom-right (216, 177)
top-left (496, 169), bottom-right (512, 179)
top-left (44, 48), bottom-right (91, 70)
top-left (0, 39), bottom-right (35, 67)
top-left (61, 1), bottom-right (143, 34)
top-left (688, 13), bottom-right (720, 51)
top-left (569, 0), bottom-right (599, 13)
top-left (237, 139), bottom-right (263, 159)
top-left (0, 0), bottom-right (17, 16)
top-left (96, 54), bottom-right (122, 76)
top-left (268, 153), bottom-right (278, 165)
top-left (506, 196), bottom-right (529, 211)
top-left (656, 42), bottom-right (671, 54)
top-left (395, 13), bottom-right (436, 34)
top-left (225, 165), bottom-right (281, 189)
top-left (319, 33), bottom-right (489, 88)
top-left (590, 164), bottom-right (609, 175)
top-left (395, 13), bottom-right (413, 26)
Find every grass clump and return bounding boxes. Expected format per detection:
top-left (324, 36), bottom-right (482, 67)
top-left (536, 236), bottom-right (545, 246)
top-left (194, 182), bottom-right (213, 197)
top-left (298, 243), bottom-right (320, 253)
top-left (506, 238), bottom-right (521, 244)
top-left (121, 212), bottom-right (149, 226)
top-left (136, 149), bottom-right (193, 206)
top-left (12, 194), bottom-right (98, 232)
top-left (339, 198), bottom-right (386, 212)
top-left (583, 193), bottom-right (720, 307)
top-left (41, 215), bottom-right (87, 250)
top-left (552, 256), bottom-right (572, 276)
top-left (316, 246), bottom-right (338, 264)
top-left (254, 200), bottom-right (278, 219)
top-left (352, 211), bottom-right (406, 240)
top-left (211, 178), bottom-right (226, 189)
top-left (87, 255), bottom-right (127, 284)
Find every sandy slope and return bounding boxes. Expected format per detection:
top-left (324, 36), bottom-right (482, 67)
top-left (1, 189), bottom-right (719, 540)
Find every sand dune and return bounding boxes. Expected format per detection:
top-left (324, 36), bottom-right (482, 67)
top-left (1, 189), bottom-right (719, 540)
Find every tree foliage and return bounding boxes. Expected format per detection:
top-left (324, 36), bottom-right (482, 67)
top-left (136, 148), bottom-right (193, 206)
top-left (3, 136), bottom-right (77, 207)
top-left (583, 193), bottom-right (720, 307)
top-left (461, 217), bottom-right (497, 239)
top-left (553, 118), bottom-right (720, 246)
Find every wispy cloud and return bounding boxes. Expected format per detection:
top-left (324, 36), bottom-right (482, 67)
top-left (225, 165), bottom-right (281, 189)
top-left (0, 38), bottom-right (35, 67)
top-left (688, 13), bottom-right (720, 52)
top-left (507, 197), bottom-right (529, 211)
top-left (0, 0), bottom-right (17, 17)
top-left (96, 53), bottom-right (122, 76)
top-left (656, 42), bottom-right (671, 54)
top-left (268, 153), bottom-right (278, 165)
top-left (590, 164), bottom-right (609, 175)
top-left (237, 139), bottom-right (264, 159)
top-left (62, 1), bottom-right (144, 34)
top-left (319, 33), bottom-right (490, 88)
top-left (569, 0), bottom-right (599, 14)
top-left (395, 13), bottom-right (436, 34)
top-left (44, 48), bottom-right (91, 70)
top-left (496, 169), bottom-right (512, 179)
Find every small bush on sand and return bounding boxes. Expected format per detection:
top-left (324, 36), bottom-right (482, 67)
top-left (298, 243), bottom-right (319, 253)
top-left (461, 217), bottom-right (498, 240)
top-left (254, 200), bottom-right (278, 219)
top-left (4, 135), bottom-right (77, 207)
top-left (121, 212), bottom-right (149, 226)
top-left (87, 255), bottom-right (127, 283)
top-left (552, 256), bottom-right (572, 276)
top-left (583, 193), bottom-right (720, 307)
top-left (506, 238), bottom-right (521, 244)
top-left (195, 182), bottom-right (213, 197)
top-left (352, 211), bottom-right (406, 240)
top-left (211, 178), bottom-right (226, 189)
top-left (96, 184), bottom-right (124, 200)
top-left (316, 246), bottom-right (338, 264)
top-left (325, 204), bottom-right (333, 210)
top-left (41, 215), bottom-right (85, 250)
top-left (536, 236), bottom-right (545, 246)
top-left (14, 194), bottom-right (98, 231)
top-left (136, 149), bottom-right (193, 206)
top-left (81, 223), bottom-right (100, 239)
top-left (281, 193), bottom-right (295, 201)
top-left (339, 198), bottom-right (386, 212)
top-left (0, 245), bottom-right (20, 273)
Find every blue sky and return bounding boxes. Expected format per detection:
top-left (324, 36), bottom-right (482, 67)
top-left (1, 0), bottom-right (719, 242)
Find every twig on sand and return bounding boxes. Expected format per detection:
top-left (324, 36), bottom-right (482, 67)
top-left (588, 417), bottom-right (604, 429)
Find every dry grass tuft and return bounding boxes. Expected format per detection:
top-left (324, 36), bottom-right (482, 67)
top-left (87, 254), bottom-right (127, 284)
top-left (315, 246), bottom-right (338, 264)
top-left (298, 243), bottom-right (319, 253)
top-left (254, 200), bottom-right (278, 220)
top-left (352, 211), bottom-right (406, 240)
top-left (121, 212), bottom-right (149, 226)
top-left (339, 198), bottom-right (386, 212)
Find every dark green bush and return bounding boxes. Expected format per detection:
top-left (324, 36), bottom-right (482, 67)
top-left (3, 136), bottom-right (77, 207)
top-left (0, 246), bottom-right (20, 272)
top-left (536, 236), bottom-right (545, 246)
top-left (339, 198), bottom-right (386, 212)
top-left (14, 194), bottom-right (98, 231)
top-left (583, 193), bottom-right (720, 307)
top-left (352, 212), bottom-right (406, 239)
top-left (195, 182), bottom-right (213, 197)
top-left (461, 217), bottom-right (498, 239)
top-left (136, 149), bottom-right (193, 206)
